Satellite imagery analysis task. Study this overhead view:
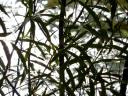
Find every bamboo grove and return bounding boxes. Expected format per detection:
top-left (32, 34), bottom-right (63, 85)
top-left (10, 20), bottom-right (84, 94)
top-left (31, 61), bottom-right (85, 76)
top-left (0, 0), bottom-right (128, 95)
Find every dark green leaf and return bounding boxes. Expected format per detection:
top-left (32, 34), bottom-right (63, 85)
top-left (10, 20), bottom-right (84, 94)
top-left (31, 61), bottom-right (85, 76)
top-left (89, 78), bottom-right (95, 96)
top-left (12, 44), bottom-right (27, 71)
top-left (0, 4), bottom-right (9, 16)
top-left (79, 1), bottom-right (101, 27)
top-left (34, 17), bottom-right (51, 42)
top-left (66, 68), bottom-right (75, 90)
top-left (0, 58), bottom-right (5, 70)
top-left (0, 88), bottom-right (5, 96)
top-left (30, 19), bottom-right (35, 40)
top-left (0, 18), bottom-right (7, 34)
top-left (20, 70), bottom-right (26, 84)
top-left (0, 40), bottom-right (11, 62)
top-left (92, 5), bottom-right (109, 12)
top-left (35, 44), bottom-right (46, 58)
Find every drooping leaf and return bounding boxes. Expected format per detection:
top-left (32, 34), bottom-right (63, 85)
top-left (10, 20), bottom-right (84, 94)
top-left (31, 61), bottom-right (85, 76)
top-left (30, 19), bottom-right (35, 40)
top-left (0, 88), bottom-right (5, 96)
top-left (20, 70), bottom-right (26, 84)
top-left (79, 1), bottom-right (101, 27)
top-left (0, 4), bottom-right (9, 17)
top-left (35, 44), bottom-right (46, 58)
top-left (89, 78), bottom-right (95, 96)
top-left (66, 68), bottom-right (75, 90)
top-left (0, 58), bottom-right (5, 70)
top-left (31, 60), bottom-right (52, 70)
top-left (0, 40), bottom-right (11, 62)
top-left (12, 44), bottom-right (27, 71)
top-left (34, 17), bottom-right (51, 42)
top-left (84, 24), bottom-right (101, 37)
top-left (0, 18), bottom-right (7, 34)
top-left (92, 5), bottom-right (110, 12)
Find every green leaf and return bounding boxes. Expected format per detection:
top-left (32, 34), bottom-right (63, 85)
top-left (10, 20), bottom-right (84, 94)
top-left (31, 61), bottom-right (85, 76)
top-left (42, 88), bottom-right (47, 96)
top-left (18, 39), bottom-right (51, 49)
top-left (30, 19), bottom-right (35, 39)
top-left (89, 78), bottom-right (95, 96)
top-left (82, 37), bottom-right (97, 50)
top-left (84, 24), bottom-right (101, 37)
top-left (31, 60), bottom-right (52, 70)
top-left (0, 40), bottom-right (11, 62)
top-left (50, 51), bottom-right (59, 64)
top-left (35, 44), bottom-right (46, 58)
top-left (12, 44), bottom-right (27, 71)
top-left (79, 1), bottom-right (101, 27)
top-left (34, 17), bottom-right (51, 42)
top-left (66, 68), bottom-right (75, 90)
top-left (63, 81), bottom-right (75, 96)
top-left (0, 58), bottom-right (5, 70)
top-left (0, 4), bottom-right (9, 17)
top-left (0, 88), bottom-right (5, 96)
top-left (46, 15), bottom-right (59, 25)
top-left (20, 70), bottom-right (26, 84)
top-left (0, 18), bottom-right (7, 34)
top-left (92, 5), bottom-right (109, 12)
top-left (109, 88), bottom-right (120, 95)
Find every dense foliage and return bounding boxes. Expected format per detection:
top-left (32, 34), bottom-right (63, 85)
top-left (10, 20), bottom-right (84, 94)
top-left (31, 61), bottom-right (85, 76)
top-left (0, 0), bottom-right (128, 95)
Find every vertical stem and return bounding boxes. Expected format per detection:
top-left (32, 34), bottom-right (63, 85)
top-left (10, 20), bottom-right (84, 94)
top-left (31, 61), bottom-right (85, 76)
top-left (28, 46), bottom-right (32, 96)
top-left (59, 0), bottom-right (66, 96)
top-left (120, 56), bottom-right (128, 96)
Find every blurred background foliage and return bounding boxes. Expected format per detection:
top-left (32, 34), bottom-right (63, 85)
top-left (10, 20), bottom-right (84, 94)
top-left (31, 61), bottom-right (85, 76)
top-left (0, 0), bottom-right (128, 95)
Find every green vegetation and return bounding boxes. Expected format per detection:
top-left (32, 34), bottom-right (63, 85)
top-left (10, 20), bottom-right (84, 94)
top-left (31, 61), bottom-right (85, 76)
top-left (0, 0), bottom-right (128, 95)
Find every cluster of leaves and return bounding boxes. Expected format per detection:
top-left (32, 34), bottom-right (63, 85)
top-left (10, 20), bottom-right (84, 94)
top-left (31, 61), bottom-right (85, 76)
top-left (0, 0), bottom-right (128, 95)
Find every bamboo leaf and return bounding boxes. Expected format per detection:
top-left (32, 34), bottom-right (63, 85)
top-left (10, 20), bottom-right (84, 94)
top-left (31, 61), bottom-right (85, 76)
top-left (42, 88), bottom-right (47, 96)
top-left (92, 5), bottom-right (109, 12)
top-left (0, 4), bottom-right (9, 17)
top-left (46, 15), bottom-right (59, 25)
top-left (63, 81), bottom-right (75, 96)
top-left (0, 40), bottom-right (11, 62)
top-left (35, 44), bottom-right (46, 58)
top-left (79, 1), bottom-right (101, 27)
top-left (84, 24), bottom-right (101, 37)
top-left (31, 60), bottom-right (52, 70)
top-left (66, 68), bottom-right (75, 90)
top-left (12, 44), bottom-right (27, 71)
top-left (20, 70), bottom-right (26, 84)
top-left (18, 39), bottom-right (51, 50)
top-left (34, 17), bottom-right (51, 42)
top-left (0, 88), bottom-right (5, 96)
top-left (89, 78), bottom-right (95, 96)
top-left (0, 18), bottom-right (7, 34)
top-left (30, 19), bottom-right (35, 40)
top-left (0, 58), bottom-right (5, 70)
